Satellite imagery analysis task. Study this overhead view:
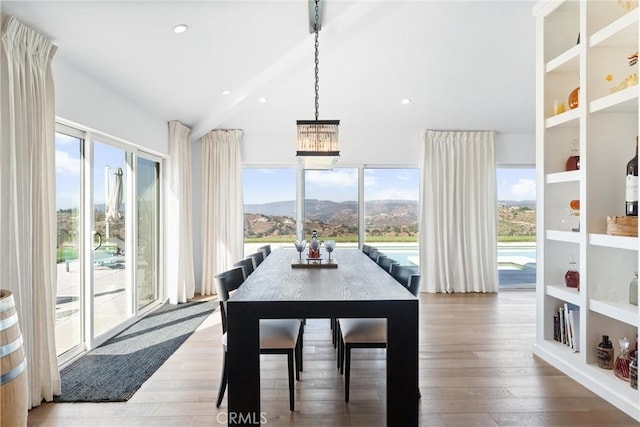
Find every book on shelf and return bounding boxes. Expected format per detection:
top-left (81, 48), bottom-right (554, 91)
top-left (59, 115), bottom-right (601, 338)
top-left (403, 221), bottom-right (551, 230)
top-left (553, 303), bottom-right (580, 352)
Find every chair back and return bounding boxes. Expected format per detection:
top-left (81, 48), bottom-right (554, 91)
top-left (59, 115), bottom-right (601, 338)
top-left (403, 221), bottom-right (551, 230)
top-left (248, 251), bottom-right (265, 270)
top-left (368, 247), bottom-right (380, 262)
top-left (214, 267), bottom-right (245, 333)
top-left (362, 244), bottom-right (372, 255)
top-left (377, 255), bottom-right (399, 273)
top-left (390, 265), bottom-right (421, 296)
top-left (233, 258), bottom-right (254, 280)
top-left (259, 245), bottom-right (272, 258)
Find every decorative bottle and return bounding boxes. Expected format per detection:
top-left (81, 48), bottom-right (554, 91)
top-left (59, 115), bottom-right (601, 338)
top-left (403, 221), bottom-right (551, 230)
top-left (630, 352), bottom-right (638, 390)
top-left (597, 335), bottom-right (614, 370)
top-left (564, 256), bottom-right (579, 289)
top-left (626, 137), bottom-right (638, 216)
top-left (566, 139), bottom-right (580, 171)
top-left (308, 230), bottom-right (320, 259)
top-left (615, 337), bottom-right (631, 381)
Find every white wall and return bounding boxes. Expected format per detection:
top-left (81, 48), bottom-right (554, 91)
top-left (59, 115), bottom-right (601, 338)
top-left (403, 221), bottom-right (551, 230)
top-left (53, 58), bottom-right (168, 155)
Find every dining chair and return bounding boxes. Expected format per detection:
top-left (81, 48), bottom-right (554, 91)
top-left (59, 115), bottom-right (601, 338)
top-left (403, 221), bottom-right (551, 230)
top-left (233, 257), bottom-right (254, 280)
top-left (214, 267), bottom-right (303, 411)
top-left (390, 264), bottom-right (421, 296)
top-left (258, 244), bottom-right (272, 258)
top-left (368, 247), bottom-right (380, 263)
top-left (247, 251), bottom-right (265, 270)
top-left (362, 244), bottom-right (373, 256)
top-left (336, 268), bottom-right (421, 403)
top-left (376, 255), bottom-right (399, 274)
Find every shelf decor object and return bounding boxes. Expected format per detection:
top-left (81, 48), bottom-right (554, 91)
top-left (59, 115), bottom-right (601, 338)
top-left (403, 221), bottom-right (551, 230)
top-left (569, 87), bottom-right (580, 109)
top-left (607, 216), bottom-right (638, 236)
top-left (615, 337), bottom-right (632, 381)
top-left (296, 0), bottom-right (340, 170)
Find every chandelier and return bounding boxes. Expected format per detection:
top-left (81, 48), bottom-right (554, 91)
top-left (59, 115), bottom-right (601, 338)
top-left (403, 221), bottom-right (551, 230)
top-left (296, 0), bottom-right (340, 170)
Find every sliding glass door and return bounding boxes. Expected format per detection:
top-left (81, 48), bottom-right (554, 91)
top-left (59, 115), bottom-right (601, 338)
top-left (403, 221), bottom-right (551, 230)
top-left (55, 124), bottom-right (163, 361)
top-left (136, 157), bottom-right (160, 310)
top-left (92, 142), bottom-right (129, 337)
top-left (54, 128), bottom-right (83, 357)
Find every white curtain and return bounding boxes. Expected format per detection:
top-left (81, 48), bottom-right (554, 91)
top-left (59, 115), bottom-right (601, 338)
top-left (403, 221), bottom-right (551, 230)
top-left (200, 129), bottom-right (244, 296)
top-left (166, 121), bottom-right (195, 304)
top-left (0, 15), bottom-right (61, 406)
top-left (419, 130), bottom-right (498, 293)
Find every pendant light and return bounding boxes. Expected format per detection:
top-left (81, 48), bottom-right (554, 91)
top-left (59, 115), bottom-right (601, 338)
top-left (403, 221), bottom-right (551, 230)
top-left (296, 0), bottom-right (340, 170)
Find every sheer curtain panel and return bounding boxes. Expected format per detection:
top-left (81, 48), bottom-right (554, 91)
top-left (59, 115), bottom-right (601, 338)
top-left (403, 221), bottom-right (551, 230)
top-left (0, 15), bottom-right (61, 407)
top-left (167, 121), bottom-right (196, 304)
top-left (419, 130), bottom-right (498, 293)
top-left (200, 129), bottom-right (244, 296)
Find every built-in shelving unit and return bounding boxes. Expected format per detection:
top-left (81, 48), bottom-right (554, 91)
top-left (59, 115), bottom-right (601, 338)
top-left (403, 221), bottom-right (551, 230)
top-left (534, 0), bottom-right (640, 421)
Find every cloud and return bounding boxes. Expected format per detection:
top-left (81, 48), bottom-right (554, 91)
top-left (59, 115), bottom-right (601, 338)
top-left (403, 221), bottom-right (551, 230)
top-left (510, 178), bottom-right (536, 200)
top-left (306, 169), bottom-right (357, 187)
top-left (56, 151), bottom-right (80, 175)
top-left (370, 187), bottom-right (418, 201)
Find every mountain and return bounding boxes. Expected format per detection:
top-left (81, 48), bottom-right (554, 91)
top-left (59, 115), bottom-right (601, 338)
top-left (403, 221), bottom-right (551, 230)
top-left (498, 200), bottom-right (536, 209)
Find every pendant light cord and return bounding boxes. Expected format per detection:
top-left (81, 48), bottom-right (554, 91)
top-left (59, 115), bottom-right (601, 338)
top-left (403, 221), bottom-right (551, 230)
top-left (314, 0), bottom-right (320, 121)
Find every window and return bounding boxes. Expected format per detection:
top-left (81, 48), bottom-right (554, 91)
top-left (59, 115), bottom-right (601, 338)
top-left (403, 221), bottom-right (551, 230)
top-left (303, 168), bottom-right (358, 244)
top-left (496, 167), bottom-right (536, 288)
top-left (242, 168), bottom-right (297, 255)
top-left (363, 168), bottom-right (419, 266)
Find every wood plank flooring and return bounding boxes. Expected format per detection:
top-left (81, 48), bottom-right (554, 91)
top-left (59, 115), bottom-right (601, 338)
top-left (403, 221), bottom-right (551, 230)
top-left (27, 291), bottom-right (639, 426)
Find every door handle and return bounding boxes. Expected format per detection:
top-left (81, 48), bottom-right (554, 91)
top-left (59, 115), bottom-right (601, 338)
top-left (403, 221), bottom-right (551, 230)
top-left (92, 231), bottom-right (102, 251)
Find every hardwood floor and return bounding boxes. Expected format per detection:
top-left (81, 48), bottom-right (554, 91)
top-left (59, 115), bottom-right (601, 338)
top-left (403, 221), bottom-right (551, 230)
top-left (27, 291), bottom-right (638, 426)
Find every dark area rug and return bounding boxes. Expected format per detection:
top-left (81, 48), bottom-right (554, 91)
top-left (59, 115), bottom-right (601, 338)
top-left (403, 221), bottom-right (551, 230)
top-left (54, 299), bottom-right (216, 402)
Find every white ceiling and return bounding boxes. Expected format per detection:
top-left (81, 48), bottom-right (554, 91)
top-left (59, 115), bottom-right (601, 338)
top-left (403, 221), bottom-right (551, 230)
top-left (2, 0), bottom-right (536, 148)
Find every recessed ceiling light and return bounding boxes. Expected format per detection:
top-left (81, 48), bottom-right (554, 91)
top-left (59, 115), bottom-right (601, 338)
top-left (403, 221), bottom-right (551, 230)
top-left (401, 98), bottom-right (411, 105)
top-left (173, 24), bottom-right (188, 34)
top-left (259, 97), bottom-right (268, 103)
top-left (222, 90), bottom-right (231, 96)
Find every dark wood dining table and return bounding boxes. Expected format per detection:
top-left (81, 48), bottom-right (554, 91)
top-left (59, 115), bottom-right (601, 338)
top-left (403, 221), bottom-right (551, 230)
top-left (226, 247), bottom-right (419, 426)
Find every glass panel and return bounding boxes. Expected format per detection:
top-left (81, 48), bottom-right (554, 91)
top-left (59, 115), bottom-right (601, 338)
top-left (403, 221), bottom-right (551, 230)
top-left (497, 167), bottom-right (537, 287)
top-left (363, 168), bottom-right (419, 267)
top-left (136, 157), bottom-right (160, 310)
top-left (55, 131), bottom-right (82, 356)
top-left (304, 168), bottom-right (358, 245)
top-left (136, 157), bottom-right (160, 309)
top-left (243, 168), bottom-right (297, 255)
top-left (93, 142), bottom-right (128, 336)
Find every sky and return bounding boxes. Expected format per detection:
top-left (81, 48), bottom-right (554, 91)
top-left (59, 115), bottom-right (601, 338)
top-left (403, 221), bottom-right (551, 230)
top-left (57, 130), bottom-right (537, 209)
top-left (243, 167), bottom-right (537, 204)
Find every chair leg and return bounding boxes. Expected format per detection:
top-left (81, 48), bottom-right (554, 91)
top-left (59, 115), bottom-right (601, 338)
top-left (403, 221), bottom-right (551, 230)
top-left (287, 350), bottom-right (295, 411)
top-left (295, 340), bottom-right (301, 381)
top-left (345, 345), bottom-right (351, 403)
top-left (298, 327), bottom-right (304, 372)
top-left (216, 352), bottom-right (228, 408)
top-left (418, 387), bottom-right (422, 400)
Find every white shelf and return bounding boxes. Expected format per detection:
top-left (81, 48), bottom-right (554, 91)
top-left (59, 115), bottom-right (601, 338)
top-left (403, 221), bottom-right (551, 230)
top-left (590, 10), bottom-right (639, 48)
top-left (589, 233), bottom-right (638, 251)
top-left (546, 44), bottom-right (581, 73)
top-left (590, 85), bottom-right (639, 114)
top-left (546, 229), bottom-right (581, 243)
top-left (536, 1), bottom-right (640, 420)
top-left (547, 283), bottom-right (581, 305)
top-left (590, 298), bottom-right (639, 327)
top-left (545, 108), bottom-right (580, 128)
top-left (546, 170), bottom-right (581, 184)
top-left (584, 363), bottom-right (640, 420)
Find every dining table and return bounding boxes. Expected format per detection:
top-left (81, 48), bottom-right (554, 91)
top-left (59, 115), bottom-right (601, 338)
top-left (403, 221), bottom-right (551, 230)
top-left (226, 247), bottom-right (419, 426)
